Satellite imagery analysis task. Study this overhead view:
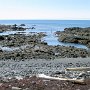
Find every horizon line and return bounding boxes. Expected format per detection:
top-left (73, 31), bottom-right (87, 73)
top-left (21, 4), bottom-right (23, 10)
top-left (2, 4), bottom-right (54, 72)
top-left (0, 19), bottom-right (90, 21)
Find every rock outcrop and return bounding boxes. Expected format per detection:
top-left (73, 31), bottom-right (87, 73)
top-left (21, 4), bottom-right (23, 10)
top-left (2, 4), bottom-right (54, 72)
top-left (56, 27), bottom-right (90, 48)
top-left (0, 27), bottom-right (90, 60)
top-left (0, 24), bottom-right (29, 32)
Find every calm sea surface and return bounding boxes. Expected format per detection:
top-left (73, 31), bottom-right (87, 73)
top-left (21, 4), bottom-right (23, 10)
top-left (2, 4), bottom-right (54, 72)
top-left (0, 20), bottom-right (90, 49)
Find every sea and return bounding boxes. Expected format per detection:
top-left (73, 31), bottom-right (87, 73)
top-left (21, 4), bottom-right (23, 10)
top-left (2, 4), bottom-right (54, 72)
top-left (0, 20), bottom-right (90, 49)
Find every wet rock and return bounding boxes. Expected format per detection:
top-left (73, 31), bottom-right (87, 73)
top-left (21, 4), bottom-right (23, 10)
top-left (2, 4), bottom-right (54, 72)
top-left (11, 24), bottom-right (27, 31)
top-left (0, 24), bottom-right (28, 32)
top-left (20, 24), bottom-right (25, 26)
top-left (30, 27), bottom-right (35, 29)
top-left (56, 27), bottom-right (90, 48)
top-left (0, 44), bottom-right (89, 60)
top-left (0, 49), bottom-right (3, 52)
top-left (0, 36), bottom-right (4, 40)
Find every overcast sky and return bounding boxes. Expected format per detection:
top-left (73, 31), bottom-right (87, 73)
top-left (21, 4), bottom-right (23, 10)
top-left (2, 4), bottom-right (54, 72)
top-left (0, 0), bottom-right (90, 20)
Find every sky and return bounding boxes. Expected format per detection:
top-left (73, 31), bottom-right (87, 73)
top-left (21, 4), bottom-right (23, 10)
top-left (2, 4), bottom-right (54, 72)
top-left (0, 0), bottom-right (90, 20)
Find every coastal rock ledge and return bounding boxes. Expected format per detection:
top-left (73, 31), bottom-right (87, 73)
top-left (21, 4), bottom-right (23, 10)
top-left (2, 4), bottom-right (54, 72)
top-left (56, 27), bottom-right (90, 48)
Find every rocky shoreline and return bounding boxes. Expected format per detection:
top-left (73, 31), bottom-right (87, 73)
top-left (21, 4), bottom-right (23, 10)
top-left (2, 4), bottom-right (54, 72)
top-left (0, 24), bottom-right (90, 90)
top-left (0, 24), bottom-right (36, 33)
top-left (0, 36), bottom-right (89, 59)
top-left (0, 24), bottom-right (27, 32)
top-left (0, 26), bottom-right (90, 59)
top-left (56, 27), bottom-right (90, 48)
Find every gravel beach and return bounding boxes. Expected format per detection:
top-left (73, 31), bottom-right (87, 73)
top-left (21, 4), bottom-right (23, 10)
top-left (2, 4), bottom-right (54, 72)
top-left (0, 58), bottom-right (89, 78)
top-left (0, 58), bottom-right (90, 90)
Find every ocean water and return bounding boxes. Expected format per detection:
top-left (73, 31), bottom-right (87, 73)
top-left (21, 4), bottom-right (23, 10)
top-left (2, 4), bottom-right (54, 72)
top-left (0, 20), bottom-right (90, 49)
